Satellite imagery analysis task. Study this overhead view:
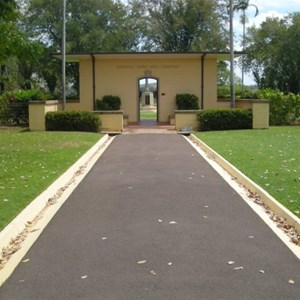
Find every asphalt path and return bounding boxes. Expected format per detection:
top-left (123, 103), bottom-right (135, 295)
top-left (0, 134), bottom-right (299, 299)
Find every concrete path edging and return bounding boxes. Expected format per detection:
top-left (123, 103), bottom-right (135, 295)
top-left (189, 134), bottom-right (300, 233)
top-left (0, 134), bottom-right (114, 287)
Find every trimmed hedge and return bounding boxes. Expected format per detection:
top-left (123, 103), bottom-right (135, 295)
top-left (176, 93), bottom-right (200, 110)
top-left (198, 109), bottom-right (253, 131)
top-left (96, 95), bottom-right (121, 110)
top-left (45, 111), bottom-right (100, 132)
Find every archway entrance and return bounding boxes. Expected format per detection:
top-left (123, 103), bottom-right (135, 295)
top-left (138, 77), bottom-right (158, 126)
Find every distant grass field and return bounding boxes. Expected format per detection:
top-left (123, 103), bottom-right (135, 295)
top-left (140, 111), bottom-right (157, 120)
top-left (0, 130), bottom-right (103, 230)
top-left (195, 127), bottom-right (300, 216)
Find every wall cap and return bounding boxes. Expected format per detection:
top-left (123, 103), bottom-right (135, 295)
top-left (175, 110), bottom-right (202, 114)
top-left (217, 99), bottom-right (269, 103)
top-left (94, 110), bottom-right (124, 114)
top-left (29, 100), bottom-right (60, 105)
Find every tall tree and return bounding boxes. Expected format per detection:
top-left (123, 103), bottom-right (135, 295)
top-left (21, 0), bottom-right (139, 93)
top-left (245, 13), bottom-right (300, 94)
top-left (129, 0), bottom-right (228, 52)
top-left (237, 1), bottom-right (258, 89)
top-left (24, 0), bottom-right (138, 52)
top-left (0, 0), bottom-right (18, 20)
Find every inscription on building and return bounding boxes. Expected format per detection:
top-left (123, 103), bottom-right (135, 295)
top-left (116, 64), bottom-right (179, 69)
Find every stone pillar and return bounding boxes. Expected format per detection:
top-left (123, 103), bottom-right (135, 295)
top-left (252, 100), bottom-right (269, 129)
top-left (29, 100), bottom-right (60, 131)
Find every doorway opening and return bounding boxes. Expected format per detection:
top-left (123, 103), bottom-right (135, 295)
top-left (138, 77), bottom-right (158, 125)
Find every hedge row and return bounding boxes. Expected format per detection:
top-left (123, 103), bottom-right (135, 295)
top-left (45, 111), bottom-right (100, 132)
top-left (218, 85), bottom-right (258, 100)
top-left (198, 109), bottom-right (253, 131)
top-left (257, 89), bottom-right (300, 125)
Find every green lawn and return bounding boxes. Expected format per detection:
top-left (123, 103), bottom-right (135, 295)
top-left (140, 111), bottom-right (157, 120)
top-left (195, 127), bottom-right (300, 217)
top-left (0, 130), bottom-right (103, 230)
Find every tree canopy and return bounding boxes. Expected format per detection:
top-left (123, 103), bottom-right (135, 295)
top-left (245, 13), bottom-right (300, 94)
top-left (129, 0), bottom-right (228, 51)
top-left (0, 0), bottom-right (300, 96)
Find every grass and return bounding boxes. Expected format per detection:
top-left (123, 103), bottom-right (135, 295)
top-left (194, 127), bottom-right (300, 217)
top-left (140, 111), bottom-right (157, 120)
top-left (0, 129), bottom-right (103, 230)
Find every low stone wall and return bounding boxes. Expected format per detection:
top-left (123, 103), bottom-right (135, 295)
top-left (174, 110), bottom-right (201, 131)
top-left (95, 110), bottom-right (124, 132)
top-left (29, 101), bottom-right (124, 132)
top-left (174, 100), bottom-right (269, 132)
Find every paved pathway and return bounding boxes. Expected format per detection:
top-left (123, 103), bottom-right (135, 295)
top-left (0, 134), bottom-right (299, 299)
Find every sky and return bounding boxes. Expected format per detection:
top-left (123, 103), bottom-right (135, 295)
top-left (233, 0), bottom-right (300, 48)
top-left (233, 0), bottom-right (300, 84)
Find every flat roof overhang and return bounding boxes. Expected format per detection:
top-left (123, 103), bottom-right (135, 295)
top-left (53, 51), bottom-right (245, 62)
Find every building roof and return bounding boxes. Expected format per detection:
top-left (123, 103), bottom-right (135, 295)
top-left (54, 51), bottom-right (244, 62)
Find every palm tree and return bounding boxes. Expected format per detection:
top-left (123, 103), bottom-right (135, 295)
top-left (234, 1), bottom-right (259, 91)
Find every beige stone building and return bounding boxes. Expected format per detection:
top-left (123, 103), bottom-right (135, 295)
top-left (29, 52), bottom-right (268, 132)
top-left (63, 52), bottom-right (240, 124)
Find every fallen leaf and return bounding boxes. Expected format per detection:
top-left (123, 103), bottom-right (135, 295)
top-left (227, 261), bottom-right (235, 265)
top-left (288, 279), bottom-right (295, 284)
top-left (22, 258), bottom-right (30, 263)
top-left (137, 260), bottom-right (147, 264)
top-left (150, 270), bottom-right (157, 276)
top-left (169, 221), bottom-right (177, 224)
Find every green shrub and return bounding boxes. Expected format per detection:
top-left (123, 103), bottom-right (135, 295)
top-left (0, 89), bottom-right (52, 125)
top-left (0, 98), bottom-right (29, 124)
top-left (96, 95), bottom-right (121, 110)
top-left (45, 111), bottom-right (100, 132)
top-left (1, 89), bottom-right (47, 103)
top-left (217, 85), bottom-right (258, 99)
top-left (257, 89), bottom-right (300, 125)
top-left (176, 93), bottom-right (200, 110)
top-left (198, 108), bottom-right (253, 131)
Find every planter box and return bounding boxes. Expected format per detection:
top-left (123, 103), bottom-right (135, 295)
top-left (95, 110), bottom-right (124, 132)
top-left (174, 110), bottom-right (201, 131)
